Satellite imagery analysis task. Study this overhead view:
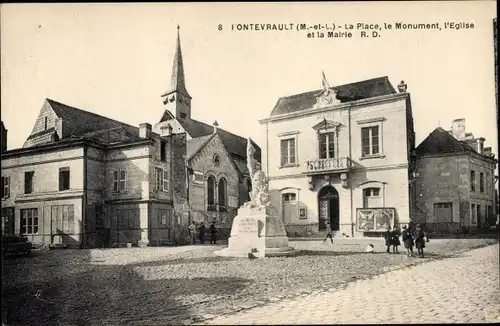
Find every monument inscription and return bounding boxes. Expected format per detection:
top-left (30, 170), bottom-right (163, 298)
top-left (238, 217), bottom-right (258, 233)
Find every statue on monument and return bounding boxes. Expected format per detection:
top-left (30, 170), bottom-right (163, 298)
top-left (245, 138), bottom-right (270, 210)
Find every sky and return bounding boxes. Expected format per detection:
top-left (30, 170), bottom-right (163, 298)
top-left (1, 2), bottom-right (498, 157)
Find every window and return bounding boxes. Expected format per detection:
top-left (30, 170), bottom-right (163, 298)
top-left (319, 132), bottom-right (335, 159)
top-left (113, 169), bottom-right (127, 192)
top-left (159, 210), bottom-right (172, 226)
top-left (1, 176), bottom-right (10, 199)
top-left (476, 204), bottom-right (481, 224)
top-left (155, 168), bottom-right (169, 192)
top-left (471, 204), bottom-right (477, 224)
top-left (434, 202), bottom-right (453, 223)
top-left (20, 208), bottom-right (39, 235)
top-left (218, 177), bottom-right (227, 212)
top-left (361, 126), bottom-right (380, 157)
top-left (44, 117), bottom-right (48, 130)
top-left (363, 187), bottom-right (381, 208)
top-left (282, 193), bottom-right (297, 202)
top-left (470, 170), bottom-right (476, 191)
top-left (59, 167), bottom-right (70, 191)
top-left (479, 172), bottom-right (484, 193)
top-left (207, 176), bottom-right (216, 211)
top-left (160, 140), bottom-right (166, 161)
top-left (24, 171), bottom-right (35, 194)
top-left (280, 138), bottom-right (296, 166)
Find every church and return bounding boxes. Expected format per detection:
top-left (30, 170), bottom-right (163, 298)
top-left (0, 27), bottom-right (258, 247)
top-left (153, 27), bottom-right (261, 234)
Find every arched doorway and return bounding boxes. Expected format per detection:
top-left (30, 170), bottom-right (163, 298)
top-left (318, 186), bottom-right (340, 231)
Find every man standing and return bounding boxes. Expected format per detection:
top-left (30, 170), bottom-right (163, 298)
top-left (209, 221), bottom-right (217, 244)
top-left (322, 221), bottom-right (334, 245)
top-left (199, 222), bottom-right (206, 245)
top-left (188, 221), bottom-right (197, 245)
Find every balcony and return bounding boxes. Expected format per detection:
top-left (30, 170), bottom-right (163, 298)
top-left (304, 157), bottom-right (352, 175)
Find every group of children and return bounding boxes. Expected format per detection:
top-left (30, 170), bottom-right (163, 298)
top-left (384, 223), bottom-right (429, 257)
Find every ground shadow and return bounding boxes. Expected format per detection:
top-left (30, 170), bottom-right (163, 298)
top-left (2, 248), bottom-right (250, 325)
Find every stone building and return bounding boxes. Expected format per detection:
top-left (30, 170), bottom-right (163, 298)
top-left (153, 27), bottom-right (260, 233)
top-left (259, 73), bottom-right (416, 237)
top-left (413, 119), bottom-right (497, 232)
top-left (1, 99), bottom-right (188, 248)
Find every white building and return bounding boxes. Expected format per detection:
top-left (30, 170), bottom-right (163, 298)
top-left (259, 74), bottom-right (416, 237)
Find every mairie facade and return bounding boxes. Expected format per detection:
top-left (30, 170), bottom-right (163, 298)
top-left (260, 75), bottom-right (416, 237)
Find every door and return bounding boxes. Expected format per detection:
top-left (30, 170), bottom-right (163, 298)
top-left (282, 193), bottom-right (297, 224)
top-left (318, 186), bottom-right (340, 231)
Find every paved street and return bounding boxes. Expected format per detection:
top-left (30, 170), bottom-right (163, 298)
top-left (203, 244), bottom-right (500, 324)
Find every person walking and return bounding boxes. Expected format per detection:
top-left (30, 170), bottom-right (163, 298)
top-left (188, 221), bottom-right (197, 244)
top-left (198, 222), bottom-right (206, 245)
top-left (209, 220), bottom-right (217, 244)
top-left (322, 221), bottom-right (334, 245)
top-left (413, 223), bottom-right (429, 258)
top-left (384, 226), bottom-right (392, 253)
top-left (391, 225), bottom-right (401, 254)
top-left (401, 225), bottom-right (414, 256)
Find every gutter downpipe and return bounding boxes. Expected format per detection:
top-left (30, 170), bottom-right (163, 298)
top-left (349, 103), bottom-right (354, 238)
top-left (82, 145), bottom-right (88, 249)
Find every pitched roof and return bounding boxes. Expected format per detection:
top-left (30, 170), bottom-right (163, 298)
top-left (270, 76), bottom-right (396, 116)
top-left (415, 127), bottom-right (477, 156)
top-left (178, 118), bottom-right (261, 161)
top-left (46, 98), bottom-right (141, 141)
top-left (186, 133), bottom-right (215, 160)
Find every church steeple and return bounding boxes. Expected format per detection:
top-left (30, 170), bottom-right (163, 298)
top-left (162, 25), bottom-right (191, 99)
top-left (161, 25), bottom-right (192, 121)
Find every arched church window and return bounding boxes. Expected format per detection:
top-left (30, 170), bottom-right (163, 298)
top-left (207, 176), bottom-right (216, 211)
top-left (218, 177), bottom-right (227, 212)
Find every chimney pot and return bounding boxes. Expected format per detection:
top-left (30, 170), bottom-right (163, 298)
top-left (397, 80), bottom-right (407, 93)
top-left (139, 123), bottom-right (152, 139)
top-left (213, 120), bottom-right (219, 133)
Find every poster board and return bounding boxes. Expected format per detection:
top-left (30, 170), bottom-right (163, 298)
top-left (356, 207), bottom-right (395, 232)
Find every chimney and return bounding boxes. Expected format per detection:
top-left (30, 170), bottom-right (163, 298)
top-left (213, 120), bottom-right (219, 133)
top-left (451, 118), bottom-right (466, 140)
top-left (484, 147), bottom-right (492, 157)
top-left (139, 123), bottom-right (152, 139)
top-left (397, 80), bottom-right (407, 93)
top-left (476, 137), bottom-right (485, 155)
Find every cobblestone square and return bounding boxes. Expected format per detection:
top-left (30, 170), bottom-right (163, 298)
top-left (2, 239), bottom-right (498, 325)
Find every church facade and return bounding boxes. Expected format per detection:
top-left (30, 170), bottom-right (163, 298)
top-left (260, 74), bottom-right (416, 237)
top-left (153, 28), bottom-right (260, 234)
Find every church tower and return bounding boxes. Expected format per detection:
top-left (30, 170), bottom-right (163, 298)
top-left (160, 26), bottom-right (192, 121)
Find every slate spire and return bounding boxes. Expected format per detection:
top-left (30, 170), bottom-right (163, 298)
top-left (162, 25), bottom-right (191, 99)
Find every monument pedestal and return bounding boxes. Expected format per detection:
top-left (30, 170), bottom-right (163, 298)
top-left (215, 205), bottom-right (295, 258)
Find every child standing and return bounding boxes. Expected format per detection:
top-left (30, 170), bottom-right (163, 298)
top-left (391, 225), bottom-right (401, 254)
top-left (401, 225), bottom-right (414, 256)
top-left (384, 226), bottom-right (392, 253)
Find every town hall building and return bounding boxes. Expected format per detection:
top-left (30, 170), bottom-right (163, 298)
top-left (259, 74), bottom-right (416, 237)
